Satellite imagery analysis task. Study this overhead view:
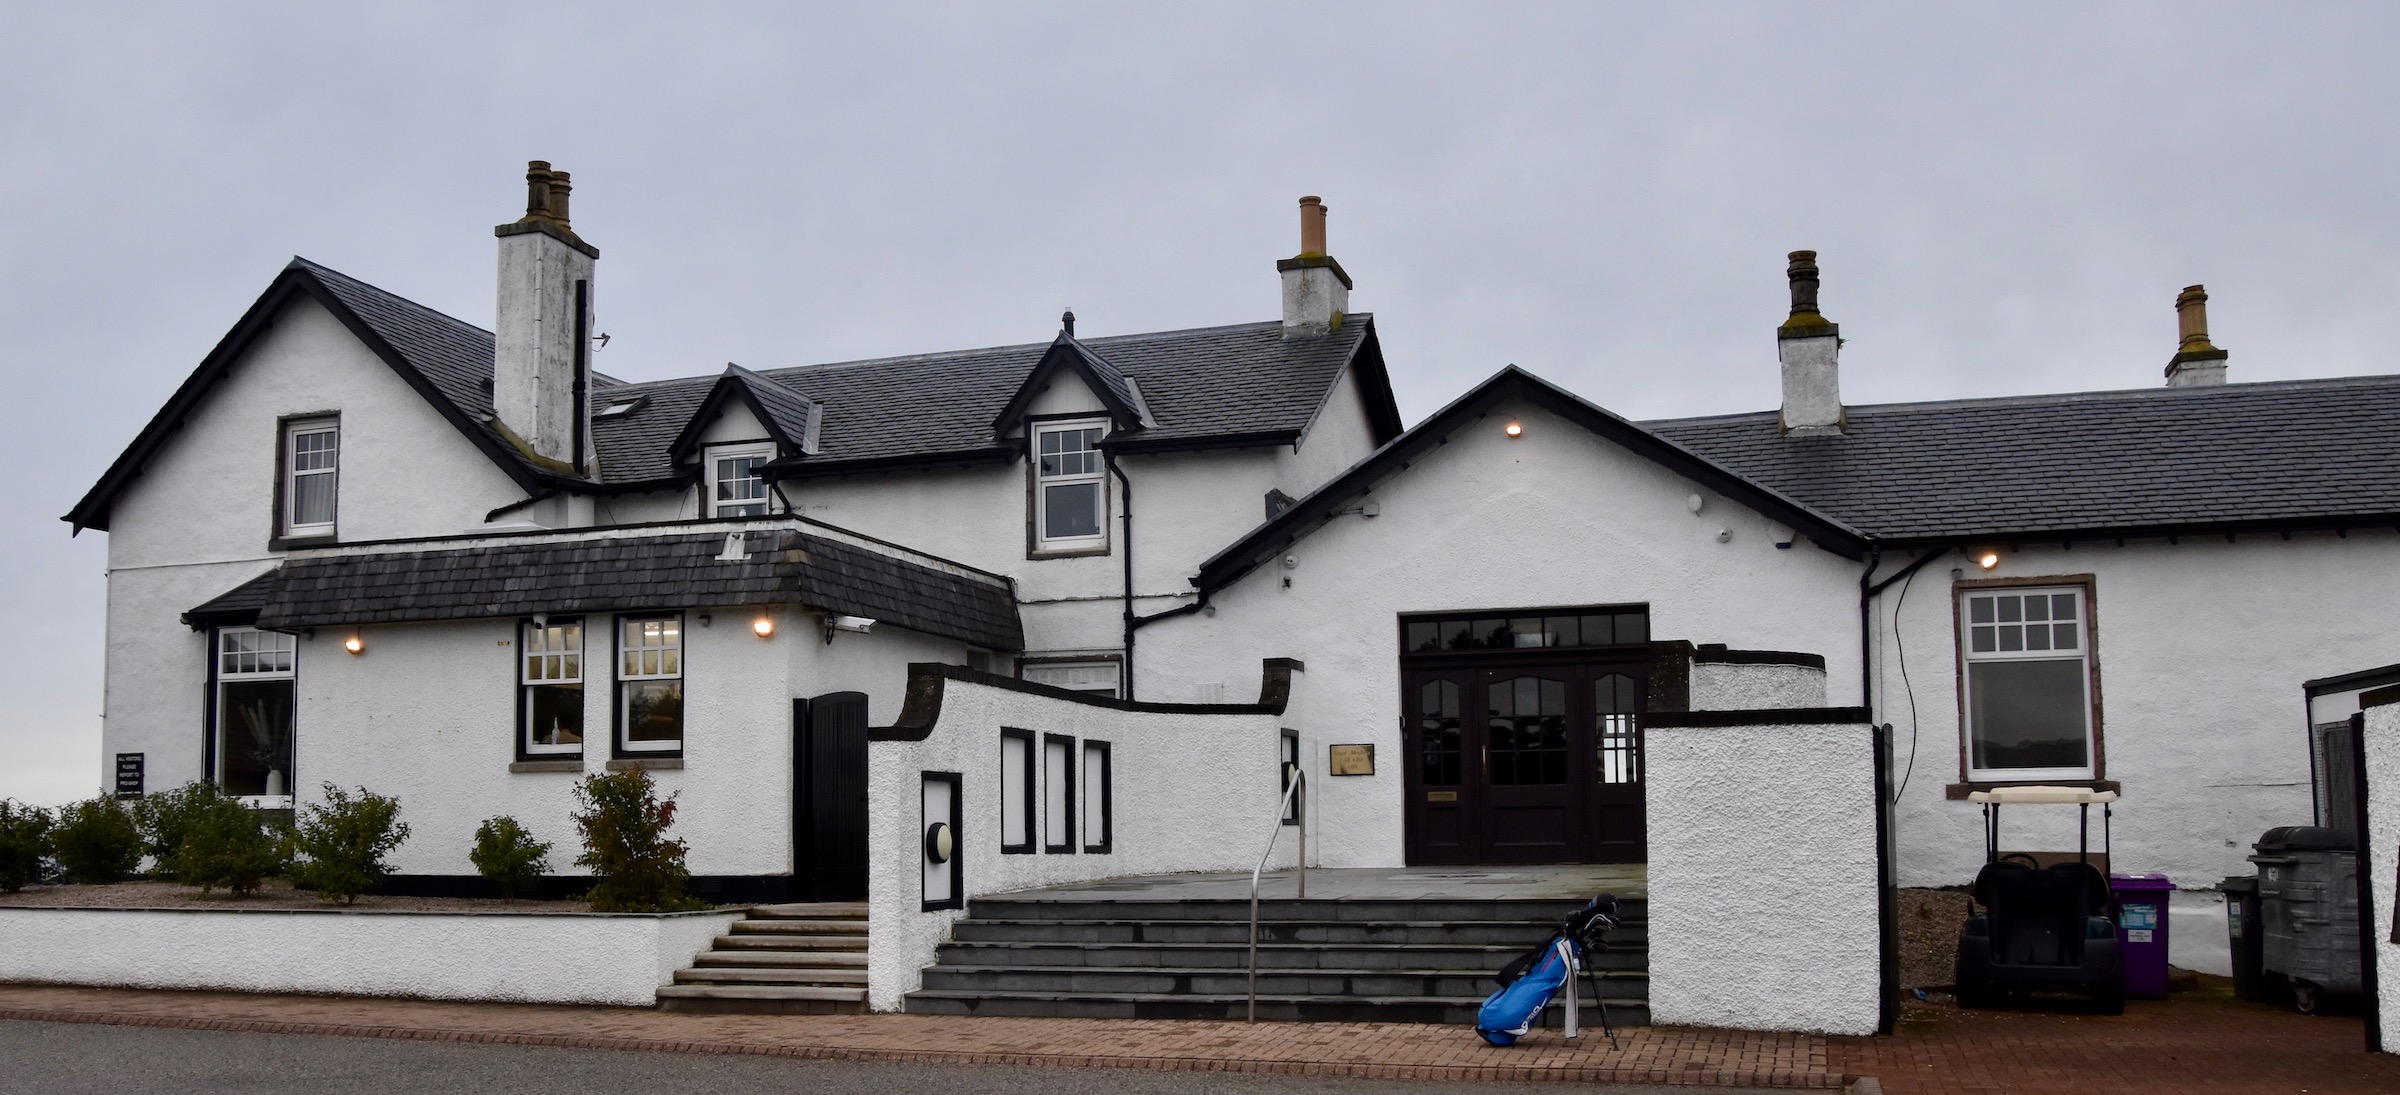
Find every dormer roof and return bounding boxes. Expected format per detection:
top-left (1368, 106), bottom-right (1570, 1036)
top-left (988, 333), bottom-right (1157, 440)
top-left (666, 363), bottom-right (824, 465)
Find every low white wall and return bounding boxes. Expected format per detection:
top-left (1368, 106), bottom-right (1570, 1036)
top-left (2361, 696), bottom-right (2400, 1052)
top-left (864, 663), bottom-right (1302, 1011)
top-left (1645, 711), bottom-right (1882, 1035)
top-left (0, 907), bottom-right (739, 1006)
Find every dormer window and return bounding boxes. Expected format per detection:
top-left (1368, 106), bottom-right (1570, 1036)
top-left (1032, 421), bottom-right (1107, 554)
top-left (707, 442), bottom-right (774, 517)
top-left (281, 416), bottom-right (339, 539)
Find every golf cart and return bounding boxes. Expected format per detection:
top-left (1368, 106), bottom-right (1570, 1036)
top-left (1954, 785), bottom-right (2124, 1013)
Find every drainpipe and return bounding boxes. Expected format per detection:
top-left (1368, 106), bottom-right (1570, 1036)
top-left (1109, 453), bottom-right (1136, 700)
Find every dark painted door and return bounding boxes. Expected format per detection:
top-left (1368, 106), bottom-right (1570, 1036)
top-left (1402, 657), bottom-right (1647, 865)
top-left (795, 691), bottom-right (869, 901)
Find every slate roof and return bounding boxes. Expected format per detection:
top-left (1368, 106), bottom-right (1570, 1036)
top-left (181, 570), bottom-right (281, 628)
top-left (1646, 375), bottom-right (2400, 542)
top-left (249, 526), bottom-right (1023, 650)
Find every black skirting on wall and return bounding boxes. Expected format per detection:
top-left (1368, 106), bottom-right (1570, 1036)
top-left (364, 874), bottom-right (811, 905)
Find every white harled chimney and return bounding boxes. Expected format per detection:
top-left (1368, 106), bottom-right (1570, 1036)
top-left (1778, 250), bottom-right (1843, 436)
top-left (494, 160), bottom-right (597, 472)
top-left (1276, 196), bottom-right (1350, 334)
top-left (2164, 284), bottom-right (2228, 387)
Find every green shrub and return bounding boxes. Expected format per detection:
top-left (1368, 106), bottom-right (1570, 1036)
top-left (163, 784), bottom-right (288, 895)
top-left (290, 784), bottom-right (410, 905)
top-left (572, 768), bottom-right (702, 912)
top-left (0, 800), bottom-right (53, 892)
top-left (51, 796), bottom-right (142, 884)
top-left (470, 816), bottom-right (552, 900)
top-left (133, 782), bottom-right (223, 879)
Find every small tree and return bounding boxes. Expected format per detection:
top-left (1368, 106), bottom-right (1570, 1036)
top-left (172, 789), bottom-right (289, 896)
top-left (0, 800), bottom-right (52, 892)
top-left (290, 784), bottom-right (410, 905)
top-left (470, 816), bottom-right (552, 900)
top-left (133, 782), bottom-right (222, 880)
top-left (52, 795), bottom-right (142, 884)
top-left (572, 768), bottom-right (702, 912)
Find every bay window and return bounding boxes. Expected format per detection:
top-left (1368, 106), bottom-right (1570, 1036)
top-left (215, 627), bottom-right (296, 802)
top-left (1960, 583), bottom-right (2098, 781)
top-left (617, 615), bottom-right (684, 754)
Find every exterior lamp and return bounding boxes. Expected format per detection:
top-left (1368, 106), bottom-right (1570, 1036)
top-left (343, 635), bottom-right (365, 655)
top-left (1976, 550), bottom-right (2001, 571)
top-left (1503, 420), bottom-right (1524, 438)
top-left (752, 616), bottom-right (776, 638)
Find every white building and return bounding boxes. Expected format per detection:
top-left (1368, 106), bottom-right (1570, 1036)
top-left (67, 164), bottom-right (2400, 918)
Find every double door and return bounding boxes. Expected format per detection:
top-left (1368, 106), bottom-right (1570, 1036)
top-left (1401, 657), bottom-right (1646, 864)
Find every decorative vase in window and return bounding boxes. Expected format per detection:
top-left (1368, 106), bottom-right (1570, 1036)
top-left (264, 769), bottom-right (286, 797)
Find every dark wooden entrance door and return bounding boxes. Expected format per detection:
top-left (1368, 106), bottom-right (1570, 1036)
top-left (1402, 657), bottom-right (1647, 865)
top-left (794, 691), bottom-right (869, 901)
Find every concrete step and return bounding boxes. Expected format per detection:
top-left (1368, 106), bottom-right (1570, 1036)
top-left (712, 932), bottom-right (870, 950)
top-left (694, 950), bottom-right (869, 968)
top-left (656, 983), bottom-right (866, 1015)
top-left (966, 897), bottom-right (1643, 925)
top-left (932, 939), bottom-right (1647, 972)
top-left (950, 918), bottom-right (1638, 947)
top-left (674, 966), bottom-right (870, 986)
top-left (730, 918), bottom-right (870, 935)
top-left (749, 902), bottom-right (869, 918)
top-left (902, 987), bottom-right (1651, 1026)
top-left (919, 964), bottom-right (1649, 999)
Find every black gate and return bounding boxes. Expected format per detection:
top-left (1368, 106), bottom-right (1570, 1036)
top-left (794, 691), bottom-right (869, 901)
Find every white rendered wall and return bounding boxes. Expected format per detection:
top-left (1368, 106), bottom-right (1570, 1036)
top-left (1136, 396), bottom-right (1866, 867)
top-left (864, 667), bottom-right (1302, 1010)
top-left (0, 907), bottom-right (736, 1006)
top-left (1690, 660), bottom-right (1828, 710)
top-left (99, 295), bottom-right (533, 796)
top-left (1876, 532), bottom-right (2400, 892)
top-left (1645, 716), bottom-right (1882, 1035)
top-left (2363, 698), bottom-right (2400, 1052)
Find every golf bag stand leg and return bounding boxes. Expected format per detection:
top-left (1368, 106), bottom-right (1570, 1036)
top-left (1586, 963), bottom-right (1618, 1049)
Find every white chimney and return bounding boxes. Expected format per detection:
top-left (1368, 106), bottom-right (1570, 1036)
top-left (1778, 250), bottom-right (1843, 436)
top-left (494, 160), bottom-right (597, 472)
top-left (2164, 284), bottom-right (2228, 387)
top-left (1276, 195), bottom-right (1350, 334)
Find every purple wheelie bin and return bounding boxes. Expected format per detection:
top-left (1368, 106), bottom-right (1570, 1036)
top-left (2111, 873), bottom-right (2177, 999)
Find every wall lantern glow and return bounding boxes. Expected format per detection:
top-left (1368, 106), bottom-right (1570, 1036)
top-left (752, 616), bottom-right (776, 638)
top-left (1503, 420), bottom-right (1524, 438)
top-left (343, 635), bottom-right (365, 655)
top-left (1976, 551), bottom-right (2001, 570)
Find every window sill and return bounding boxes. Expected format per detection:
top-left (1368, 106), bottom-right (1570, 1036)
top-left (1945, 779), bottom-right (2119, 800)
top-left (606, 758), bottom-right (683, 771)
top-left (1027, 544), bottom-right (1111, 560)
top-left (269, 533), bottom-right (338, 552)
top-left (509, 760), bottom-right (584, 774)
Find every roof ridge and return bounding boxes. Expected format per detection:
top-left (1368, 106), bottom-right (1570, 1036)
top-left (1645, 371), bottom-right (2400, 428)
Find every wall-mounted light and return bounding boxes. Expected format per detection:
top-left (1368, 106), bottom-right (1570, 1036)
top-left (1503, 420), bottom-right (1524, 438)
top-left (752, 615), bottom-right (776, 638)
top-left (822, 615), bottom-right (878, 644)
top-left (1976, 550), bottom-right (2001, 570)
top-left (343, 635), bottom-right (365, 655)
top-left (924, 821), bottom-right (954, 864)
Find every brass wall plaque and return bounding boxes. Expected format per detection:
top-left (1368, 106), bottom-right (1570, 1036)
top-left (1328, 744), bottom-right (1375, 776)
top-left (1426, 790), bottom-right (1458, 803)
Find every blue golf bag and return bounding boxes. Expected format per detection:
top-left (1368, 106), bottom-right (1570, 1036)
top-left (1474, 894), bottom-right (1620, 1048)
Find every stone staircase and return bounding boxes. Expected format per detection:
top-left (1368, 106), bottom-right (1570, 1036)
top-left (904, 894), bottom-right (1648, 1024)
top-left (656, 902), bottom-right (869, 1014)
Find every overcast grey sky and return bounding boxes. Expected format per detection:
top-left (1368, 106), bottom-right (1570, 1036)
top-left (4, 3), bottom-right (2394, 805)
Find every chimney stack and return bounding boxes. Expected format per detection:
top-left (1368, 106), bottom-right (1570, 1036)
top-left (1276, 195), bottom-right (1351, 334)
top-left (494, 160), bottom-right (599, 472)
top-left (2164, 284), bottom-right (2228, 387)
top-left (1778, 250), bottom-right (1844, 435)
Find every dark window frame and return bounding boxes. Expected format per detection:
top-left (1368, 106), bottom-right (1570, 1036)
top-left (611, 611), bottom-right (687, 760)
top-left (999, 727), bottom-right (1036, 855)
top-left (268, 411), bottom-right (342, 550)
top-left (1042, 732), bottom-right (1077, 855)
top-left (516, 615), bottom-right (587, 762)
top-left (1396, 603), bottom-right (1652, 656)
top-left (1280, 728), bottom-right (1301, 826)
top-left (921, 770), bottom-right (964, 912)
top-left (1081, 740), bottom-right (1112, 854)
top-left (1022, 412), bottom-right (1113, 560)
top-left (208, 625), bottom-right (298, 801)
top-left (1950, 574), bottom-right (2104, 785)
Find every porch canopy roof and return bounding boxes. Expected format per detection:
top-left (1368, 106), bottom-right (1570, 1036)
top-left (207, 520), bottom-right (1024, 651)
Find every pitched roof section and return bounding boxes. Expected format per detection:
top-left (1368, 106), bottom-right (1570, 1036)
top-left (1192, 367), bottom-right (1868, 595)
top-left (251, 525), bottom-right (1023, 650)
top-left (989, 334), bottom-right (1155, 438)
top-left (665, 364), bottom-right (824, 465)
top-left (181, 570), bottom-right (281, 629)
top-left (1646, 375), bottom-right (2400, 542)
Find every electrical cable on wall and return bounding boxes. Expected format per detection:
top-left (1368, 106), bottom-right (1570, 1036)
top-left (1890, 560), bottom-right (1924, 803)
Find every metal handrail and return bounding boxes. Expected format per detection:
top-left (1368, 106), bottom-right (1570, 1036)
top-left (1247, 764), bottom-right (1306, 1023)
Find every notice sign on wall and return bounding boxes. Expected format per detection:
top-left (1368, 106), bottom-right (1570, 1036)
top-left (1328, 744), bottom-right (1375, 776)
top-left (114, 752), bottom-right (144, 798)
